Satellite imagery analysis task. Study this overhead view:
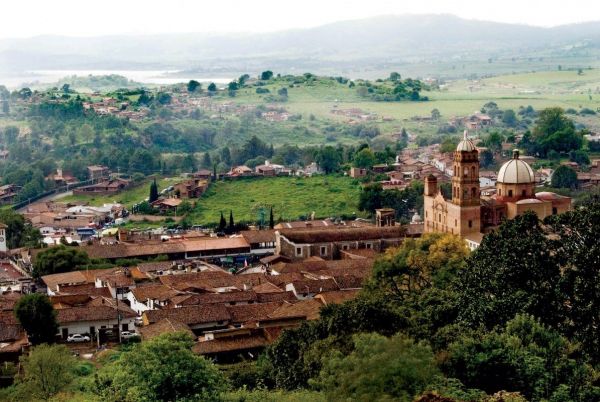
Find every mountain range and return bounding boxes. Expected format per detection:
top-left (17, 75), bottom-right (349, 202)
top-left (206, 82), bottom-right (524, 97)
top-left (1, 14), bottom-right (600, 79)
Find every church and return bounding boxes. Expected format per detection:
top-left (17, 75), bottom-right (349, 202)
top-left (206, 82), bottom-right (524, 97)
top-left (423, 131), bottom-right (572, 249)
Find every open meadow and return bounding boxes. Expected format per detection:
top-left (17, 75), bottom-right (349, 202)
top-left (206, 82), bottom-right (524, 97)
top-left (188, 175), bottom-right (364, 225)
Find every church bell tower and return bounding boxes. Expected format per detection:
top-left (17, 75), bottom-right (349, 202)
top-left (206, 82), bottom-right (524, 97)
top-left (452, 130), bottom-right (480, 207)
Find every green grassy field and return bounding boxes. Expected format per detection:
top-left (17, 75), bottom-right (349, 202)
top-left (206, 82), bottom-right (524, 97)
top-left (59, 177), bottom-right (180, 208)
top-left (188, 175), bottom-right (364, 225)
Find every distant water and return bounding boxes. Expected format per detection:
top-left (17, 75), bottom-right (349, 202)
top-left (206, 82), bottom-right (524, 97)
top-left (0, 70), bottom-right (233, 89)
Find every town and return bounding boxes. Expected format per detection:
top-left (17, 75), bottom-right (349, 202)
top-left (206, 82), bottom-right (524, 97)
top-left (2, 4), bottom-right (600, 401)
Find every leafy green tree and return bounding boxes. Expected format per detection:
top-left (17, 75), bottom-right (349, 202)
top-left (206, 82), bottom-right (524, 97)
top-left (311, 332), bottom-right (439, 402)
top-left (32, 245), bottom-right (90, 278)
top-left (389, 72), bottom-right (401, 81)
top-left (156, 92), bottom-right (172, 105)
top-left (269, 206), bottom-right (275, 229)
top-left (502, 109), bottom-right (518, 127)
top-left (94, 332), bottom-right (226, 402)
top-left (457, 212), bottom-right (564, 330)
top-left (13, 344), bottom-right (75, 401)
top-left (445, 314), bottom-right (600, 401)
top-left (149, 179), bottom-right (159, 203)
top-left (14, 294), bottom-right (59, 345)
top-left (238, 74), bottom-right (250, 86)
top-left (229, 210), bottom-right (235, 230)
top-left (187, 80), bottom-right (201, 92)
top-left (569, 150), bottom-right (590, 166)
top-left (202, 152), bottom-right (212, 169)
top-left (479, 149), bottom-right (494, 168)
top-left (0, 209), bottom-right (42, 248)
top-left (353, 148), bottom-right (377, 169)
top-left (260, 71), bottom-right (274, 80)
top-left (551, 165), bottom-right (578, 189)
top-left (316, 146), bottom-right (341, 174)
top-left (371, 233), bottom-right (468, 299)
top-left (207, 83), bottom-right (217, 93)
top-left (547, 201), bottom-right (600, 363)
top-left (532, 108), bottom-right (582, 156)
top-left (484, 132), bottom-right (503, 152)
top-left (358, 183), bottom-right (383, 213)
top-left (228, 81), bottom-right (239, 91)
top-left (440, 137), bottom-right (458, 153)
top-left (431, 108), bottom-right (441, 120)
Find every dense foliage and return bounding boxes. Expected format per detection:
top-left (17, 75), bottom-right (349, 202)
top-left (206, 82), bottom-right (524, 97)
top-left (13, 293), bottom-right (59, 345)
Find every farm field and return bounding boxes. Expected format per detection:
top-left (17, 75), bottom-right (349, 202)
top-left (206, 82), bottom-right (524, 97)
top-left (59, 177), bottom-right (180, 208)
top-left (188, 175), bottom-right (364, 225)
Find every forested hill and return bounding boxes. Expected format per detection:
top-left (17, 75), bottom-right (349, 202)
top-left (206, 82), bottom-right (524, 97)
top-left (2, 14), bottom-right (600, 76)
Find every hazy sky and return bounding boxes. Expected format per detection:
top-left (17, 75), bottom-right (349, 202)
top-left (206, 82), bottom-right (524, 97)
top-left (2, 0), bottom-right (600, 39)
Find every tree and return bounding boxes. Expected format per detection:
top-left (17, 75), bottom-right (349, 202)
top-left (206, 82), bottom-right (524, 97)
top-left (569, 150), bottom-right (590, 166)
top-left (1, 100), bottom-right (8, 114)
top-left (445, 314), bottom-right (600, 401)
top-left (457, 212), bottom-right (564, 330)
top-left (207, 82), bottom-right (217, 93)
top-left (0, 209), bottom-right (42, 249)
top-left (32, 245), bottom-right (90, 278)
top-left (371, 233), bottom-right (469, 300)
top-left (431, 108), bottom-right (441, 120)
top-left (353, 148), bottom-right (377, 169)
top-left (277, 87), bottom-right (288, 98)
top-left (238, 74), bottom-right (250, 86)
top-left (14, 294), bottom-right (59, 345)
top-left (156, 92), bottom-right (172, 105)
top-left (479, 149), bottom-right (494, 168)
top-left (219, 212), bottom-right (226, 231)
top-left (260, 70), bottom-right (274, 80)
top-left (358, 183), bottom-right (384, 213)
top-left (311, 332), bottom-right (439, 402)
top-left (502, 109), bottom-right (518, 127)
top-left (149, 179), bottom-right (159, 202)
top-left (440, 137), bottom-right (458, 153)
top-left (187, 80), bottom-right (201, 92)
top-left (13, 344), bottom-right (75, 401)
top-left (316, 146), bottom-right (341, 174)
top-left (229, 210), bottom-right (235, 229)
top-left (532, 108), bottom-right (582, 156)
top-left (389, 72), bottom-right (401, 81)
top-left (269, 206), bottom-right (275, 229)
top-left (551, 165), bottom-right (578, 189)
top-left (94, 332), bottom-right (226, 402)
top-left (228, 81), bottom-right (239, 91)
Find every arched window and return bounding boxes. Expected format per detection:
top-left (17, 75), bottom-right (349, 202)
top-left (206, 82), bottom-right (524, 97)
top-left (471, 166), bottom-right (476, 178)
top-left (498, 188), bottom-right (501, 196)
top-left (472, 187), bottom-right (477, 198)
top-left (522, 189), bottom-right (527, 197)
top-left (508, 189), bottom-right (513, 197)
top-left (463, 167), bottom-right (468, 177)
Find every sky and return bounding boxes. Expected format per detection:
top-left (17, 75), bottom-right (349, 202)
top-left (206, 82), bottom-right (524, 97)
top-left (2, 0), bottom-right (600, 39)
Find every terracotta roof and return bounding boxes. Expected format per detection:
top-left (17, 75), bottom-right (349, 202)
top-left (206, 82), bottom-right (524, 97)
top-left (41, 268), bottom-right (119, 291)
top-left (96, 271), bottom-right (135, 288)
top-left (56, 305), bottom-right (136, 323)
top-left (278, 226), bottom-right (407, 243)
top-left (0, 324), bottom-right (24, 343)
top-left (272, 259), bottom-right (374, 275)
top-left (0, 310), bottom-right (19, 326)
top-left (315, 289), bottom-right (360, 305)
top-left (131, 284), bottom-right (180, 302)
top-left (252, 281), bottom-right (285, 294)
top-left (274, 219), bottom-right (334, 229)
top-left (193, 331), bottom-right (270, 355)
top-left (265, 273), bottom-right (305, 289)
top-left (289, 279), bottom-right (339, 294)
top-left (144, 304), bottom-right (230, 326)
top-left (172, 291), bottom-right (257, 306)
top-left (0, 293), bottom-right (22, 311)
top-left (333, 275), bottom-right (364, 289)
top-left (138, 318), bottom-right (194, 340)
top-left (227, 302), bottom-right (282, 324)
top-left (240, 230), bottom-right (276, 244)
top-left (54, 283), bottom-right (112, 297)
top-left (269, 300), bottom-right (323, 321)
top-left (80, 237), bottom-right (250, 259)
top-left (256, 291), bottom-right (296, 303)
top-left (136, 261), bottom-right (174, 273)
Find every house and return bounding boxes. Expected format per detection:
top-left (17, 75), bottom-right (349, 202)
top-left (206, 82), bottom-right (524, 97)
top-left (0, 184), bottom-right (21, 205)
top-left (87, 165), bottom-right (110, 181)
top-left (139, 318), bottom-right (195, 340)
top-left (46, 169), bottom-right (78, 187)
top-left (128, 284), bottom-right (181, 314)
top-left (227, 166), bottom-right (253, 177)
top-left (73, 178), bottom-right (131, 196)
top-left (241, 230), bottom-right (276, 256)
top-left (56, 303), bottom-right (137, 340)
top-left (151, 198), bottom-right (182, 213)
top-left (193, 169), bottom-right (213, 180)
top-left (173, 179), bottom-right (208, 199)
top-left (285, 279), bottom-right (339, 299)
top-left (349, 167), bottom-right (367, 178)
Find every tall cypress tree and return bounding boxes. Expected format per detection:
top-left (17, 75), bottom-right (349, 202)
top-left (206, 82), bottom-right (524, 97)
top-left (269, 206), bottom-right (274, 229)
top-left (149, 179), bottom-right (159, 203)
top-left (219, 212), bottom-right (226, 231)
top-left (229, 210), bottom-right (235, 229)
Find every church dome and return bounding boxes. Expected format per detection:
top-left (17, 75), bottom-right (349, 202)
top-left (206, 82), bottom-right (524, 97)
top-left (497, 150), bottom-right (535, 184)
top-left (456, 130), bottom-right (476, 152)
